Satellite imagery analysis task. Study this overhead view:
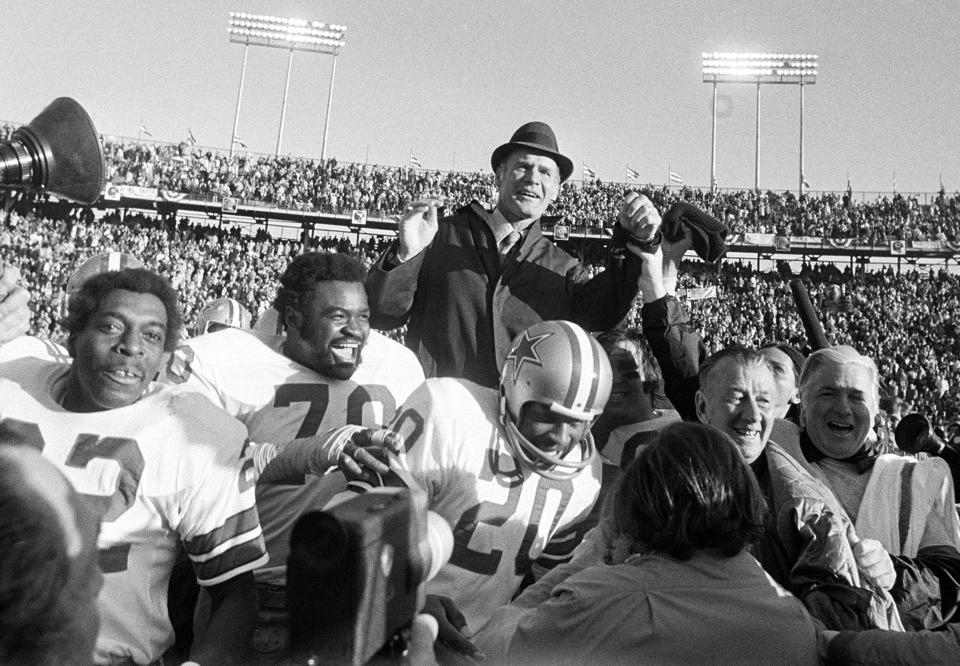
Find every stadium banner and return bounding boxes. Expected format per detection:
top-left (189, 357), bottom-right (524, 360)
top-left (912, 240), bottom-right (940, 251)
top-left (774, 235), bottom-right (792, 251)
top-left (221, 197), bottom-right (239, 214)
top-left (103, 184), bottom-right (121, 201)
top-left (351, 209), bottom-right (367, 226)
top-left (553, 224), bottom-right (570, 240)
top-left (827, 238), bottom-right (855, 249)
top-left (743, 233), bottom-right (774, 245)
top-left (890, 239), bottom-right (906, 256)
top-left (946, 240), bottom-right (960, 253)
top-left (159, 190), bottom-right (186, 203)
top-left (680, 286), bottom-right (717, 301)
top-left (798, 236), bottom-right (823, 244)
top-left (119, 185), bottom-right (157, 200)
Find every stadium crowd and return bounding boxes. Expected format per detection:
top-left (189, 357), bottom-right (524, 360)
top-left (4, 203), bottom-right (959, 430)
top-left (93, 135), bottom-right (960, 242)
top-left (3, 118), bottom-right (960, 666)
top-left (3, 123), bottom-right (959, 243)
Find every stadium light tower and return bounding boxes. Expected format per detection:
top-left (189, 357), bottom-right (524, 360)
top-left (702, 52), bottom-right (817, 192)
top-left (228, 12), bottom-right (347, 159)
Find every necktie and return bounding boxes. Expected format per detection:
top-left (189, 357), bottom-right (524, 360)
top-left (499, 229), bottom-right (521, 265)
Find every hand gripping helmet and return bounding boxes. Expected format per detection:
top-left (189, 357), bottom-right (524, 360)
top-left (61, 251), bottom-right (143, 320)
top-left (499, 320), bottom-right (612, 479)
top-left (195, 298), bottom-right (253, 335)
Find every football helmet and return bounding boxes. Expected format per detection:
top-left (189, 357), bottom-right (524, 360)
top-left (499, 320), bottom-right (612, 479)
top-left (195, 298), bottom-right (253, 335)
top-left (61, 251), bottom-right (143, 319)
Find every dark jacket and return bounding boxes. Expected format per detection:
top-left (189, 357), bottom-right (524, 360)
top-left (367, 201), bottom-right (642, 388)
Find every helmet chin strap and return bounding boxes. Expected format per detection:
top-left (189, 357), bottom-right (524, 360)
top-left (498, 394), bottom-right (597, 481)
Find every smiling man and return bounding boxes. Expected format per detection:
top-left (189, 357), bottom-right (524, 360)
top-left (164, 252), bottom-right (424, 661)
top-left (799, 345), bottom-right (960, 630)
top-left (367, 121), bottom-right (661, 388)
top-left (341, 320), bottom-right (610, 659)
top-left (0, 268), bottom-right (269, 665)
top-left (692, 347), bottom-right (901, 631)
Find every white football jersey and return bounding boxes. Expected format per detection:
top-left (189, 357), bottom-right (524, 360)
top-left (387, 378), bottom-right (601, 633)
top-left (0, 358), bottom-right (268, 665)
top-left (164, 327), bottom-right (425, 585)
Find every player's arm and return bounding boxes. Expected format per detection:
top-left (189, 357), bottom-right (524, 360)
top-left (250, 426), bottom-right (403, 484)
top-left (191, 571), bottom-right (257, 664)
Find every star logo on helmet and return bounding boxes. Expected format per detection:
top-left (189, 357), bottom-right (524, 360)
top-left (506, 330), bottom-right (553, 383)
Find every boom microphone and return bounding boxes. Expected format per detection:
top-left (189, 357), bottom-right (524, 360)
top-left (0, 98), bottom-right (105, 205)
top-left (789, 278), bottom-right (830, 350)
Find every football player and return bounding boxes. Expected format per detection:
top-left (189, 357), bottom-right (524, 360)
top-left (345, 319), bottom-right (611, 658)
top-left (0, 268), bottom-right (269, 665)
top-left (163, 251), bottom-right (425, 659)
top-left (0, 252), bottom-right (143, 364)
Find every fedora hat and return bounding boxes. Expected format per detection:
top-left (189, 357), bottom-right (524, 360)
top-left (490, 121), bottom-right (573, 182)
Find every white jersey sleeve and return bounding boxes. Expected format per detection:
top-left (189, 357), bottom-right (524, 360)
top-left (387, 378), bottom-right (601, 633)
top-left (0, 358), bottom-right (268, 665)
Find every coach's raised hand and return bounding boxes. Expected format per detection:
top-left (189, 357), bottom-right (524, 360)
top-left (0, 263), bottom-right (30, 344)
top-left (396, 198), bottom-right (442, 262)
top-left (618, 191), bottom-right (663, 258)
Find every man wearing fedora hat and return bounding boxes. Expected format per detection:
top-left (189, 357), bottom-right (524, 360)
top-left (367, 121), bottom-right (661, 388)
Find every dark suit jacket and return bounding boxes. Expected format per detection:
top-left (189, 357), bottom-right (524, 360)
top-left (367, 201), bottom-right (642, 388)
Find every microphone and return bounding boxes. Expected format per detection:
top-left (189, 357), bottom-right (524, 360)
top-left (895, 413), bottom-right (960, 466)
top-left (789, 278), bottom-right (829, 350)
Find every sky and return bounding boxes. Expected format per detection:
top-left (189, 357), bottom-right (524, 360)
top-left (2, 1), bottom-right (957, 195)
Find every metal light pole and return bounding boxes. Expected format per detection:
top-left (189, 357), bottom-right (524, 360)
top-left (710, 82), bottom-right (717, 192)
top-left (703, 53), bottom-right (817, 193)
top-left (276, 49), bottom-right (294, 156)
top-left (754, 82), bottom-right (761, 191)
top-left (229, 44), bottom-right (249, 159)
top-left (799, 82), bottom-right (805, 195)
top-left (320, 52), bottom-right (338, 161)
top-left (228, 12), bottom-right (346, 158)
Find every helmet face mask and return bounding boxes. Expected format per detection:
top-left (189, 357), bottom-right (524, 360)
top-left (499, 321), bottom-right (612, 479)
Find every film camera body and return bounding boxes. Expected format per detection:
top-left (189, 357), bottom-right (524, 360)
top-left (287, 488), bottom-right (452, 665)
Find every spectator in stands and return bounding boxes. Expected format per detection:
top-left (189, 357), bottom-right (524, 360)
top-left (366, 122), bottom-right (659, 387)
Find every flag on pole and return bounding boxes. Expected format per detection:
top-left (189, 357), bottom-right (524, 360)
top-left (802, 175), bottom-right (811, 190)
top-left (625, 166), bottom-right (640, 182)
top-left (138, 122), bottom-right (152, 137)
top-left (669, 170), bottom-right (684, 185)
top-left (232, 135), bottom-right (247, 148)
top-left (186, 128), bottom-right (197, 146)
top-left (582, 164), bottom-right (597, 180)
top-left (893, 171), bottom-right (897, 192)
top-left (410, 152), bottom-right (422, 168)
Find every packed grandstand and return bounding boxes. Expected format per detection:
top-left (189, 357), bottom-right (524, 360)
top-left (3, 127), bottom-right (960, 431)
